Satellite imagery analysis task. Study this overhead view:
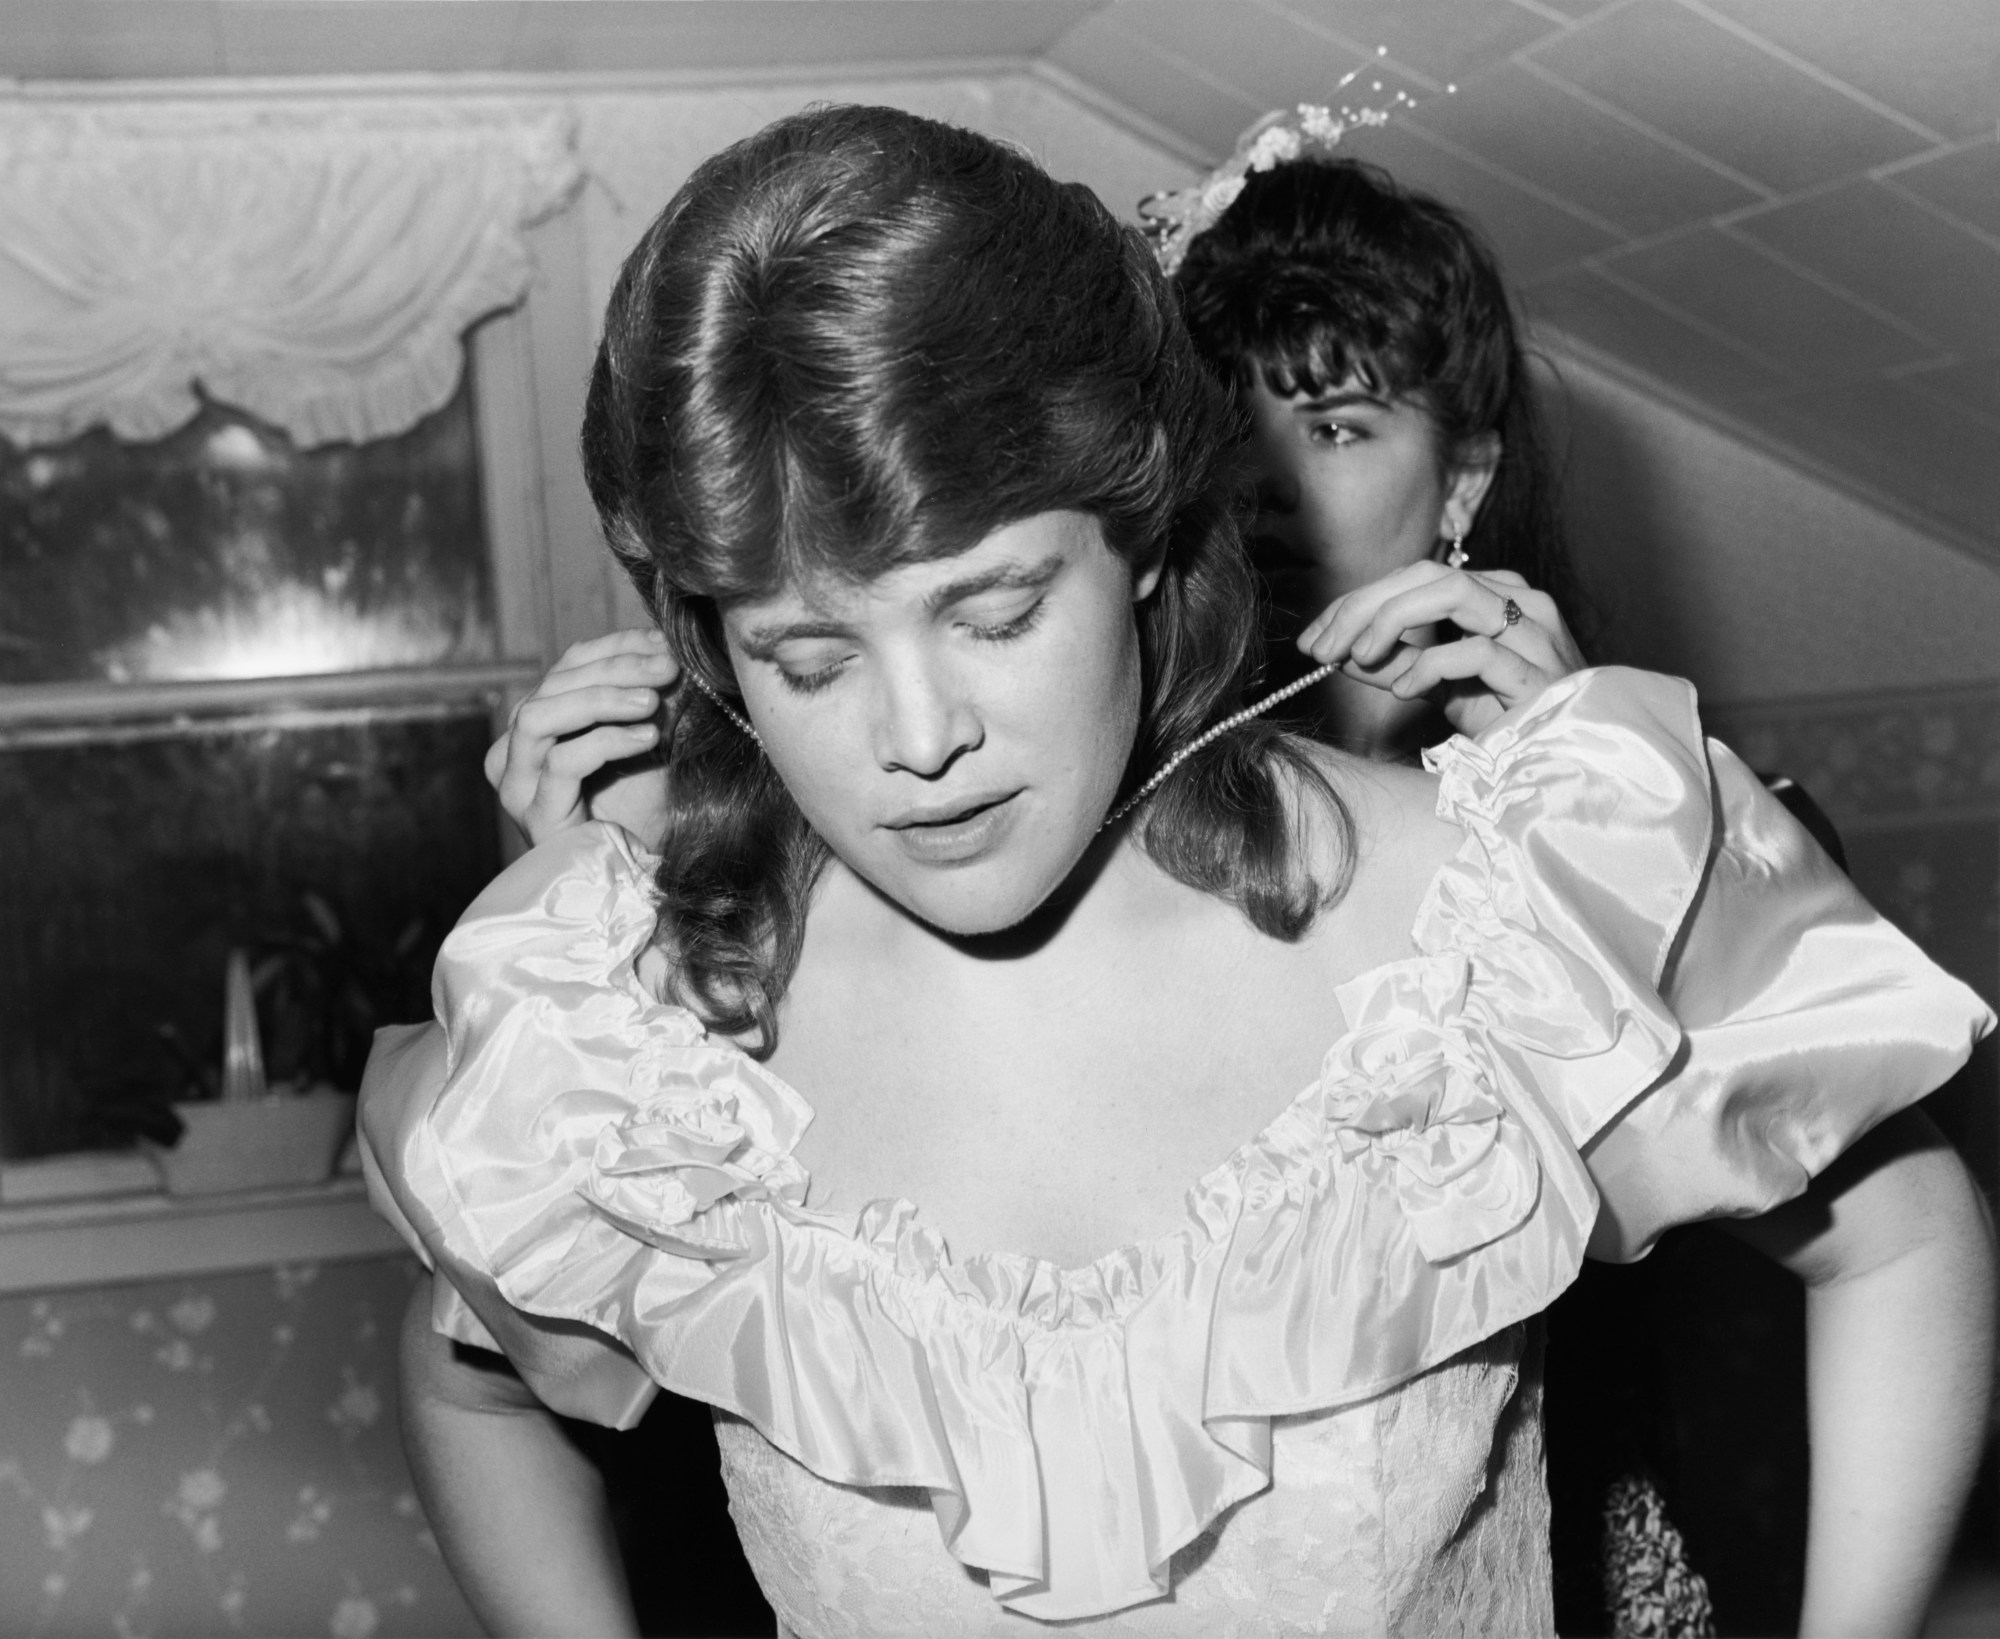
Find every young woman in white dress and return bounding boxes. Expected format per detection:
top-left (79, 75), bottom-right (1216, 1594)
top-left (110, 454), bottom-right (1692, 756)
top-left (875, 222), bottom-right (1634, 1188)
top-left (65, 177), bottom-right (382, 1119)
top-left (363, 104), bottom-right (1994, 1638)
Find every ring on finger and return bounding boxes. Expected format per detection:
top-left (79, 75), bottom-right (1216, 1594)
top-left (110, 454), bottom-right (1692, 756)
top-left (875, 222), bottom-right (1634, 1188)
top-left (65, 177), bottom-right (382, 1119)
top-left (1499, 598), bottom-right (1523, 630)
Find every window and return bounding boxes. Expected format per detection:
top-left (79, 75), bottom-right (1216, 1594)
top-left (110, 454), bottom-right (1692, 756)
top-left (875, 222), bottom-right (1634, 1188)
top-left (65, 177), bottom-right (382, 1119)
top-left (1, 389), bottom-right (495, 687)
top-left (0, 344), bottom-right (546, 1160)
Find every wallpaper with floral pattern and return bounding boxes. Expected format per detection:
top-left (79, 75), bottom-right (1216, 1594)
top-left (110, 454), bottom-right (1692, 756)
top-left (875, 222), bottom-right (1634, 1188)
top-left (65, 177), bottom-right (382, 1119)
top-left (0, 1255), bottom-right (479, 1639)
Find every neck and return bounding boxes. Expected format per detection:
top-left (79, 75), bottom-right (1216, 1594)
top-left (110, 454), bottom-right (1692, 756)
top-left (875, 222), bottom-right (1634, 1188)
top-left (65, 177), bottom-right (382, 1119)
top-left (1297, 671), bottom-right (1439, 764)
top-left (820, 825), bottom-right (1180, 977)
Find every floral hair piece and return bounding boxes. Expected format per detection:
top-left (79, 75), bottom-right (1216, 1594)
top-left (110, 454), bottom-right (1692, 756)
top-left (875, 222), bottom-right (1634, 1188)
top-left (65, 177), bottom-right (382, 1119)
top-left (1139, 94), bottom-right (1408, 276)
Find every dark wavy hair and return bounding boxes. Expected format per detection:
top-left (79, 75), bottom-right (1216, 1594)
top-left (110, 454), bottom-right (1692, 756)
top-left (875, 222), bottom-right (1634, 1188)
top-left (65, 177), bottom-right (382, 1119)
top-left (1173, 157), bottom-right (1591, 645)
top-left (582, 105), bottom-right (1347, 1054)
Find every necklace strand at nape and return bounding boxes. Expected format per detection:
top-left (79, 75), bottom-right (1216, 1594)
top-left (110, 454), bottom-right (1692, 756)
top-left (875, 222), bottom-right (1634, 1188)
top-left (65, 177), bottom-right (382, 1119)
top-left (1100, 662), bottom-right (1337, 832)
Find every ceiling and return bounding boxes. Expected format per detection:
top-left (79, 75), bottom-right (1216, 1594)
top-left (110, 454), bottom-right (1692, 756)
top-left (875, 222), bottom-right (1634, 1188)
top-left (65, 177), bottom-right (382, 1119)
top-left (4, 0), bottom-right (1998, 562)
top-left (1049, 0), bottom-right (2000, 565)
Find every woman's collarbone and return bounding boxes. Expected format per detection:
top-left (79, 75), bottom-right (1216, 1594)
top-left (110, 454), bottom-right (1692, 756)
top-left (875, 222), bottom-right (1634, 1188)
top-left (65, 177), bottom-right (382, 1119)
top-left (774, 928), bottom-right (1346, 1263)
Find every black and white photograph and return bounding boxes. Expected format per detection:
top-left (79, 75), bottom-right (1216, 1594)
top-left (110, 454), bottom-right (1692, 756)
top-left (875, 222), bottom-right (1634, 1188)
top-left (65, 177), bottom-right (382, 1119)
top-left (1, 3), bottom-right (1997, 1635)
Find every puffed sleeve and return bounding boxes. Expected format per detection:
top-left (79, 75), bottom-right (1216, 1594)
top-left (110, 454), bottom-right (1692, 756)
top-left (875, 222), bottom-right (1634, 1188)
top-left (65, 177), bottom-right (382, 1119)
top-left (1591, 734), bottom-right (1990, 1257)
top-left (1420, 668), bottom-right (1994, 1261)
top-left (357, 822), bottom-right (812, 1428)
top-left (358, 1017), bottom-right (663, 1427)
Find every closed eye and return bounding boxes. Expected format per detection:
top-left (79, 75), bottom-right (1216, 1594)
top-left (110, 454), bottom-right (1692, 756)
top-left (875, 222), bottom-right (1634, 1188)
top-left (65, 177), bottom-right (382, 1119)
top-left (961, 597), bottom-right (1046, 643)
top-left (774, 651), bottom-right (853, 695)
top-left (771, 600), bottom-right (1043, 692)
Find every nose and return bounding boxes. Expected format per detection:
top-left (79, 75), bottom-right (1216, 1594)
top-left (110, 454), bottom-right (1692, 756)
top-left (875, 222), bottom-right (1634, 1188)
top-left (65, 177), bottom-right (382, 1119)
top-left (870, 650), bottom-right (982, 778)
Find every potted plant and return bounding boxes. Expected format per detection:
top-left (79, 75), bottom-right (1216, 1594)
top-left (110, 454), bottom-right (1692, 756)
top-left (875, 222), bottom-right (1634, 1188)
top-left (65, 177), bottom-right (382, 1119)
top-left (144, 894), bottom-right (432, 1196)
top-left (146, 948), bottom-right (355, 1196)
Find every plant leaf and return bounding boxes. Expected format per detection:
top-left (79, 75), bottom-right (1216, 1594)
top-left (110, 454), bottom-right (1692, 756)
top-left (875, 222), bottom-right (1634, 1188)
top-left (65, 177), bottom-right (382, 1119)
top-left (301, 892), bottom-right (342, 947)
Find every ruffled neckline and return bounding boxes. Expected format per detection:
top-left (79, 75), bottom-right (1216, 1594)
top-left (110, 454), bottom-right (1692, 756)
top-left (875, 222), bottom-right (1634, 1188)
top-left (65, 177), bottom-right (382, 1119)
top-left (402, 666), bottom-right (1760, 1622)
top-left (615, 670), bottom-right (1705, 1326)
top-left (703, 948), bottom-right (1456, 1331)
top-left (386, 666), bottom-right (1994, 1622)
top-left (616, 665), bottom-right (1674, 1329)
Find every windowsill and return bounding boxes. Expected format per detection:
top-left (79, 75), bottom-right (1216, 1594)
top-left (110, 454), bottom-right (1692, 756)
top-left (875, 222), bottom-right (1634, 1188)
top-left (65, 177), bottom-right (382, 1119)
top-left (0, 658), bottom-right (544, 733)
top-left (0, 1174), bottom-right (408, 1296)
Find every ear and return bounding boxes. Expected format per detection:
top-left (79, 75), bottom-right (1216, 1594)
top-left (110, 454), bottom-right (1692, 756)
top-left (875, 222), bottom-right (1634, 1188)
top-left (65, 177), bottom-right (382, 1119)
top-left (1131, 535), bottom-right (1170, 603)
top-left (1439, 432), bottom-right (1502, 541)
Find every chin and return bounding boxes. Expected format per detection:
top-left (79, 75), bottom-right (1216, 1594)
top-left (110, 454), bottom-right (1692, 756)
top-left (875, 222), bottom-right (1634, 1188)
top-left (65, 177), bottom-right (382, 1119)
top-left (856, 821), bottom-right (1093, 938)
top-left (840, 787), bottom-right (1105, 938)
top-left (892, 865), bottom-right (1070, 938)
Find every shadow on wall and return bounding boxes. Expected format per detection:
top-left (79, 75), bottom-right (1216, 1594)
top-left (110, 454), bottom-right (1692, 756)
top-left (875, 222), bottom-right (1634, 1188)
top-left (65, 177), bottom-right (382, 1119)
top-left (1542, 349), bottom-right (2000, 1617)
top-left (1531, 343), bottom-right (2000, 707)
top-left (1536, 357), bottom-right (1700, 680)
top-left (0, 1257), bottom-right (479, 1639)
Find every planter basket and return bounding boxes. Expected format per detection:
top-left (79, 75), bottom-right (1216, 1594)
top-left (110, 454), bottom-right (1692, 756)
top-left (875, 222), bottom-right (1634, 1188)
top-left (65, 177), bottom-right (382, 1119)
top-left (150, 1090), bottom-right (357, 1197)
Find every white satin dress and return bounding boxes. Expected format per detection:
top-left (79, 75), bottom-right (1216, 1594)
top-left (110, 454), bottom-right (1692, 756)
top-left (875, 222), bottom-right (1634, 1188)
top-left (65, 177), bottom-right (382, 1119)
top-left (359, 668), bottom-right (1991, 1638)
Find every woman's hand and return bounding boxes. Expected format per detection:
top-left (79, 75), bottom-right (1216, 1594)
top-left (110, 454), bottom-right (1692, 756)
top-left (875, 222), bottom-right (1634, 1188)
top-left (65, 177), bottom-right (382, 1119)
top-left (1296, 561), bottom-right (1584, 739)
top-left (487, 629), bottom-right (676, 849)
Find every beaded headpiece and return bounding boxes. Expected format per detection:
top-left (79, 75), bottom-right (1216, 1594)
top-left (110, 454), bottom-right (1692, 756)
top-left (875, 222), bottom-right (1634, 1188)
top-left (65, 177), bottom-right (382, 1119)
top-left (1138, 92), bottom-right (1411, 277)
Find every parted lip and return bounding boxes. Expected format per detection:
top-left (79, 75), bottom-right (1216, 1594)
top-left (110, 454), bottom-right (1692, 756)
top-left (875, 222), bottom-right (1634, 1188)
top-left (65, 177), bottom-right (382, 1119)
top-left (884, 791), bottom-right (1019, 829)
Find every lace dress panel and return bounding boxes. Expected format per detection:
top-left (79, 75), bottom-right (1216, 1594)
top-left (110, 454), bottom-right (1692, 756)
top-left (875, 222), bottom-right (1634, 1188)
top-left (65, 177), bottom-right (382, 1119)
top-left (715, 1325), bottom-right (1548, 1638)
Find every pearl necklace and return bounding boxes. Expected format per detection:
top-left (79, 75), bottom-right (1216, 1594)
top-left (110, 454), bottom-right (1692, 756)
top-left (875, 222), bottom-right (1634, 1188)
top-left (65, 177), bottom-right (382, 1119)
top-left (1100, 661), bottom-right (1337, 831)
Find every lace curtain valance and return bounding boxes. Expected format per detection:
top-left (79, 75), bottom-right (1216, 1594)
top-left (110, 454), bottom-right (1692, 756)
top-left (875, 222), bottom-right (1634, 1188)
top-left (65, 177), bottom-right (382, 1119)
top-left (0, 101), bottom-right (583, 449)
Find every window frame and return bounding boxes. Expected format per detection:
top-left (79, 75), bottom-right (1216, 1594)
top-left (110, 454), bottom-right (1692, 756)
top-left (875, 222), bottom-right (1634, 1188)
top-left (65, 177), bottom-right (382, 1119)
top-left (0, 212), bottom-right (625, 821)
top-left (0, 209), bottom-right (621, 1258)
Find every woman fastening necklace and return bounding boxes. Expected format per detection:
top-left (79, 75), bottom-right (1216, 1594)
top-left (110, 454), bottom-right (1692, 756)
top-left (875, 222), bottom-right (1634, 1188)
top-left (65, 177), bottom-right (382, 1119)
top-left (363, 103), bottom-right (1993, 1639)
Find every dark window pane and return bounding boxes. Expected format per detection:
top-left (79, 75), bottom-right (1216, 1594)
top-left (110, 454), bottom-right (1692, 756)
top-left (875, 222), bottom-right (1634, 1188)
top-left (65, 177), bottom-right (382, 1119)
top-left (0, 706), bottom-right (502, 1158)
top-left (0, 385), bottom-right (493, 684)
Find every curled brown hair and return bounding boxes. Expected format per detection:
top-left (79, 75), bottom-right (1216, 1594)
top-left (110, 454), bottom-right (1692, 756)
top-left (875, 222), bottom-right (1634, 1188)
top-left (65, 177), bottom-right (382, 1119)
top-left (1175, 157), bottom-right (1591, 644)
top-left (583, 105), bottom-right (1347, 1053)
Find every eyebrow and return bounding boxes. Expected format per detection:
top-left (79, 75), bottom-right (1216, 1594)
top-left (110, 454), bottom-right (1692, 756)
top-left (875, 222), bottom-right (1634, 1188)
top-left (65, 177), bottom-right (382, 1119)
top-left (920, 552), bottom-right (1065, 615)
top-left (1290, 389), bottom-right (1390, 414)
top-left (735, 552), bottom-right (1066, 658)
top-left (735, 616), bottom-right (851, 659)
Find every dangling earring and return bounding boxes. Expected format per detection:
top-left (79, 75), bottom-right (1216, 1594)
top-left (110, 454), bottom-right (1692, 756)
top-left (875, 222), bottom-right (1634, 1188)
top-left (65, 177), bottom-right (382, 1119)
top-left (1444, 523), bottom-right (1468, 571)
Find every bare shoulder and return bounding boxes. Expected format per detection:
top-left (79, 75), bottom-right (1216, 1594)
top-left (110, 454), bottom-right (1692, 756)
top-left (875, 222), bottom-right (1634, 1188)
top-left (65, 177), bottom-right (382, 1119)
top-left (1288, 739), bottom-right (1465, 963)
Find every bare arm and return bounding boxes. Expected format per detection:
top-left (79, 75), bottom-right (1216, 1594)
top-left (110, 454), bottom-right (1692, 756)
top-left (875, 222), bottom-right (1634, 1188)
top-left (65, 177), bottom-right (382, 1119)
top-left (1715, 1108), bottom-right (1995, 1638)
top-left (398, 1277), bottom-right (640, 1639)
